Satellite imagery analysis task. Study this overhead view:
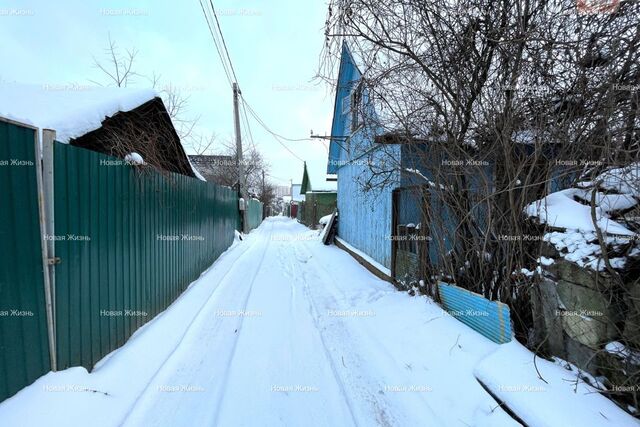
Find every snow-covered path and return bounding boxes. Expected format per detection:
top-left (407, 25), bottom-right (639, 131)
top-left (117, 217), bottom-right (513, 427)
top-left (2, 217), bottom-right (635, 426)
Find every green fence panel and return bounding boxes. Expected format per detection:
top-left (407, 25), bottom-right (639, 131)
top-left (300, 192), bottom-right (336, 228)
top-left (0, 120), bottom-right (51, 402)
top-left (54, 143), bottom-right (240, 370)
top-left (246, 198), bottom-right (263, 232)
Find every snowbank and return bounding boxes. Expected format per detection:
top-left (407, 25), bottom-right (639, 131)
top-left (475, 342), bottom-right (639, 426)
top-left (525, 188), bottom-right (635, 236)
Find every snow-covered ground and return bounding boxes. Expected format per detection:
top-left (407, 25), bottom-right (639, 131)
top-left (0, 217), bottom-right (636, 426)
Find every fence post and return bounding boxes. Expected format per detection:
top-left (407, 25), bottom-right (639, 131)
top-left (36, 128), bottom-right (57, 371)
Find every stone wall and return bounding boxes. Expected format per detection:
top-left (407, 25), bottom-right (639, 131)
top-left (532, 243), bottom-right (640, 404)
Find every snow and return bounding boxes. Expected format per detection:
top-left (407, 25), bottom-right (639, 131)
top-left (537, 256), bottom-right (555, 266)
top-left (187, 156), bottom-right (207, 182)
top-left (598, 163), bottom-right (640, 198)
top-left (318, 214), bottom-right (333, 225)
top-left (605, 341), bottom-right (640, 366)
top-left (0, 82), bottom-right (205, 181)
top-left (544, 230), bottom-right (634, 271)
top-left (525, 188), bottom-right (635, 236)
top-left (335, 236), bottom-right (391, 277)
top-left (124, 152), bottom-right (144, 165)
top-left (0, 82), bottom-right (157, 143)
top-left (574, 190), bottom-right (638, 213)
top-left (475, 342), bottom-right (638, 427)
top-left (0, 217), bottom-right (635, 426)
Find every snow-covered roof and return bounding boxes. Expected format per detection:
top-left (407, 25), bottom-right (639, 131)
top-left (0, 82), bottom-right (157, 143)
top-left (0, 82), bottom-right (205, 180)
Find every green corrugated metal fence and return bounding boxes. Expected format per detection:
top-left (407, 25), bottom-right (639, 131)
top-left (246, 198), bottom-right (263, 232)
top-left (299, 192), bottom-right (337, 228)
top-left (54, 142), bottom-right (240, 370)
top-left (0, 119), bottom-right (51, 402)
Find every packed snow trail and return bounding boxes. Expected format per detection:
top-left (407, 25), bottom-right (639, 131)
top-left (1, 217), bottom-right (634, 426)
top-left (120, 217), bottom-right (514, 427)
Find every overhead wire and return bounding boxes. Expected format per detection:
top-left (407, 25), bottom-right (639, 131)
top-left (198, 0), bottom-right (310, 165)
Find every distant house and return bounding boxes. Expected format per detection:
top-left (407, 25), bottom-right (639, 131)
top-left (188, 155), bottom-right (235, 182)
top-left (297, 161), bottom-right (337, 228)
top-left (0, 83), bottom-right (202, 179)
top-left (287, 183), bottom-right (305, 218)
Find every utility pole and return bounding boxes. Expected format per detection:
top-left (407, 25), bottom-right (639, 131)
top-left (233, 83), bottom-right (248, 233)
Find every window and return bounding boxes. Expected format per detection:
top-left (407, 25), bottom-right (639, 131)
top-left (350, 82), bottom-right (363, 132)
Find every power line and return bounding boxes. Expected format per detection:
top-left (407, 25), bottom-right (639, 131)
top-left (240, 95), bottom-right (309, 163)
top-left (266, 173), bottom-right (293, 183)
top-left (198, 0), bottom-right (233, 87)
top-left (208, 0), bottom-right (239, 84)
top-left (197, 0), bottom-right (309, 164)
top-left (242, 97), bottom-right (314, 142)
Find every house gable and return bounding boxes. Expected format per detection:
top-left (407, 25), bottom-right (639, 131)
top-left (327, 43), bottom-right (362, 174)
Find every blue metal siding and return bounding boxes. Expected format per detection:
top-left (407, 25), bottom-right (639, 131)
top-left (438, 282), bottom-right (512, 344)
top-left (337, 159), bottom-right (398, 269)
top-left (329, 44), bottom-right (401, 269)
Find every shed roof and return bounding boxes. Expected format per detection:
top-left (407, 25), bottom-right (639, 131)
top-left (0, 82), bottom-right (204, 180)
top-left (0, 82), bottom-right (157, 143)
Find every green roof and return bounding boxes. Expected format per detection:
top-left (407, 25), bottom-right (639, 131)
top-left (300, 161), bottom-right (312, 194)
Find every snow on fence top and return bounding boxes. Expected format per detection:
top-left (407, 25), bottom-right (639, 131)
top-left (0, 82), bottom-right (157, 143)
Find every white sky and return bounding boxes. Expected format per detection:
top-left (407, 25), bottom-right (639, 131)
top-left (0, 0), bottom-right (335, 187)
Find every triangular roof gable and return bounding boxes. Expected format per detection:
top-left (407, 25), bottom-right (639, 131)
top-left (327, 43), bottom-right (362, 174)
top-left (300, 161), bottom-right (312, 193)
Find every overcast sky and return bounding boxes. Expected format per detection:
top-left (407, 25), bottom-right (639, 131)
top-left (0, 0), bottom-right (335, 187)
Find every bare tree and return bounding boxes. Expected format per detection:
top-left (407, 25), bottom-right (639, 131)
top-left (321, 0), bottom-right (640, 338)
top-left (91, 34), bottom-right (138, 88)
top-left (91, 36), bottom-right (200, 141)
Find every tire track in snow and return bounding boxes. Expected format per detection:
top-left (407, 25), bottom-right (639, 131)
top-left (209, 222), bottom-right (274, 427)
top-left (117, 224), bottom-right (273, 427)
top-left (294, 242), bottom-right (446, 426)
top-left (283, 243), bottom-right (383, 427)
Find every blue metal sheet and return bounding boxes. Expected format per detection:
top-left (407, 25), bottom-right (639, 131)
top-left (438, 282), bottom-right (512, 344)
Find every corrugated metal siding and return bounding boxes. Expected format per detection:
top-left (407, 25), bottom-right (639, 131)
top-left (438, 282), bottom-right (512, 344)
top-left (54, 142), bottom-right (239, 370)
top-left (0, 119), bottom-right (51, 402)
top-left (336, 142), bottom-right (400, 269)
top-left (246, 199), bottom-right (263, 232)
top-left (299, 192), bottom-right (336, 228)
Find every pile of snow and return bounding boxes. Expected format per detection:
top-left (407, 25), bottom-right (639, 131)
top-left (475, 342), bottom-right (639, 427)
top-left (598, 163), bottom-right (640, 198)
top-left (525, 188), bottom-right (635, 236)
top-left (605, 341), bottom-right (640, 366)
top-left (124, 152), bottom-right (145, 165)
top-left (318, 214), bottom-right (333, 225)
top-left (0, 82), bottom-right (157, 143)
top-left (526, 164), bottom-right (640, 272)
top-left (544, 230), bottom-right (630, 271)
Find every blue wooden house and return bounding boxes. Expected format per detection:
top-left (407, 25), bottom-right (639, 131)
top-left (327, 44), bottom-right (404, 278)
top-left (326, 44), bottom-right (494, 286)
